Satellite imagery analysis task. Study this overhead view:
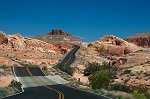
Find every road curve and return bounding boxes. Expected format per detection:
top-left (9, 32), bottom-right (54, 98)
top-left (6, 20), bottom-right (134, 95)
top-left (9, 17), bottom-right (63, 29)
top-left (3, 45), bottom-right (110, 99)
top-left (61, 45), bottom-right (80, 66)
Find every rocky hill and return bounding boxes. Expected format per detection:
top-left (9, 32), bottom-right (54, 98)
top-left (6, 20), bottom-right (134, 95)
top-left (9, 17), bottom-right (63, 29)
top-left (33, 29), bottom-right (82, 45)
top-left (0, 32), bottom-right (73, 67)
top-left (1, 31), bottom-right (150, 91)
top-left (70, 35), bottom-right (150, 90)
top-left (71, 35), bottom-right (143, 83)
top-left (86, 35), bottom-right (141, 56)
top-left (48, 29), bottom-right (70, 36)
top-left (125, 33), bottom-right (150, 47)
top-left (0, 31), bottom-right (74, 87)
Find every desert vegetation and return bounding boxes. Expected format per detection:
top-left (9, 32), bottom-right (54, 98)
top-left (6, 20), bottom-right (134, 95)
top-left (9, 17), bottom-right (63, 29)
top-left (56, 63), bottom-right (75, 76)
top-left (0, 80), bottom-right (22, 98)
top-left (83, 62), bottom-right (149, 99)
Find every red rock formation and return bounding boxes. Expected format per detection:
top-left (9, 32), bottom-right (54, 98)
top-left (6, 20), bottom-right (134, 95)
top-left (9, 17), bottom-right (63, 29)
top-left (0, 33), bottom-right (8, 44)
top-left (87, 35), bottom-right (139, 56)
top-left (125, 33), bottom-right (150, 47)
top-left (97, 46), bottom-right (131, 56)
top-left (48, 29), bottom-right (70, 36)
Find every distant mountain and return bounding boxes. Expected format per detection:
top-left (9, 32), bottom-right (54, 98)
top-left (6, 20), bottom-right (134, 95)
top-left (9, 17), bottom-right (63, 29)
top-left (124, 33), bottom-right (150, 48)
top-left (33, 29), bottom-right (82, 45)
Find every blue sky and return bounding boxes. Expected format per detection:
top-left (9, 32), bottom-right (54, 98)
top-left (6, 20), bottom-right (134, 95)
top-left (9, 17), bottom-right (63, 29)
top-left (0, 0), bottom-right (150, 42)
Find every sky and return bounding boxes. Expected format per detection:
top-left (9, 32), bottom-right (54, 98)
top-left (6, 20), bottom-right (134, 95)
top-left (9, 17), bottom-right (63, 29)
top-left (0, 0), bottom-right (150, 42)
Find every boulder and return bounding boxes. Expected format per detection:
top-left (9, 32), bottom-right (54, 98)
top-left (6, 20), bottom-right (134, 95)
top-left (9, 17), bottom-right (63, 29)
top-left (0, 33), bottom-right (8, 44)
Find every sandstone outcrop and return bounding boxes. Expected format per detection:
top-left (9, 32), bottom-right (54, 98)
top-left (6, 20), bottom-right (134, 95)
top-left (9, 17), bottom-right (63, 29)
top-left (0, 32), bottom-right (73, 67)
top-left (48, 29), bottom-right (70, 36)
top-left (34, 29), bottom-right (82, 45)
top-left (8, 33), bottom-right (27, 50)
top-left (0, 33), bottom-right (8, 44)
top-left (125, 33), bottom-right (150, 47)
top-left (87, 35), bottom-right (140, 56)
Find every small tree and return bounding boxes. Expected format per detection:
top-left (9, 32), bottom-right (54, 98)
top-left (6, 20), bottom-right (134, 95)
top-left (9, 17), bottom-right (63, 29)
top-left (84, 63), bottom-right (101, 76)
top-left (84, 62), bottom-right (111, 76)
top-left (89, 70), bottom-right (111, 89)
top-left (9, 80), bottom-right (22, 91)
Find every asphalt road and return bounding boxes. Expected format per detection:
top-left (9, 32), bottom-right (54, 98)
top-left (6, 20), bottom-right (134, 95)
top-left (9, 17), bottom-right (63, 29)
top-left (61, 45), bottom-right (80, 66)
top-left (3, 45), bottom-right (110, 99)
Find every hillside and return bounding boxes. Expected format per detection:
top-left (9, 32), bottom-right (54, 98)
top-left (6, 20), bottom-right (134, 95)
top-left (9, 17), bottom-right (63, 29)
top-left (84, 35), bottom-right (141, 57)
top-left (125, 33), bottom-right (150, 47)
top-left (0, 32), bottom-right (74, 66)
top-left (71, 35), bottom-right (150, 88)
top-left (1, 31), bottom-right (150, 96)
top-left (33, 29), bottom-right (82, 45)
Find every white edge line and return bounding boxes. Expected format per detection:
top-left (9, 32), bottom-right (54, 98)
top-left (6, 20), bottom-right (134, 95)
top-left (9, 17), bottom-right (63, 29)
top-left (61, 46), bottom-right (75, 62)
top-left (1, 67), bottom-right (24, 99)
top-left (62, 84), bottom-right (112, 99)
top-left (66, 45), bottom-right (80, 66)
top-left (64, 45), bottom-right (79, 65)
top-left (13, 66), bottom-right (19, 81)
top-left (40, 68), bottom-right (61, 84)
top-left (42, 45), bottom-right (111, 99)
top-left (40, 68), bottom-right (69, 85)
top-left (41, 68), bottom-right (111, 99)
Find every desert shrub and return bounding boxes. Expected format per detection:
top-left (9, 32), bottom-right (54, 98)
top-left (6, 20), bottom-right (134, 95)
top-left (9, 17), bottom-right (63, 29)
top-left (123, 69), bottom-right (131, 74)
top-left (132, 92), bottom-right (147, 99)
top-left (63, 66), bottom-right (74, 76)
top-left (145, 92), bottom-right (150, 99)
top-left (42, 66), bottom-right (48, 71)
top-left (61, 49), bottom-right (67, 54)
top-left (89, 70), bottom-right (111, 89)
top-left (0, 65), bottom-right (9, 70)
top-left (131, 84), bottom-right (149, 97)
top-left (0, 88), bottom-right (8, 97)
top-left (8, 80), bottom-right (22, 91)
top-left (84, 62), bottom-right (110, 76)
top-left (0, 87), bottom-right (19, 98)
top-left (111, 83), bottom-right (133, 93)
top-left (56, 63), bottom-right (74, 76)
top-left (84, 63), bottom-right (101, 76)
top-left (136, 84), bottom-right (149, 94)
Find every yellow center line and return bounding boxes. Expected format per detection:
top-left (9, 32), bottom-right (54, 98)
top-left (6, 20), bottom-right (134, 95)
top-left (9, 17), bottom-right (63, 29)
top-left (65, 47), bottom-right (78, 65)
top-left (26, 67), bottom-right (64, 99)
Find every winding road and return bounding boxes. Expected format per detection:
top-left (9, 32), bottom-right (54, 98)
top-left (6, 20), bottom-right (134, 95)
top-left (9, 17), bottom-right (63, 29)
top-left (3, 45), bottom-right (109, 99)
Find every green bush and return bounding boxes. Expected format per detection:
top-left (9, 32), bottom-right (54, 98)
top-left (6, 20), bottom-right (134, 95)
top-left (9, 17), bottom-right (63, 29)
top-left (145, 92), bottom-right (150, 99)
top-left (0, 88), bottom-right (8, 97)
top-left (56, 63), bottom-right (74, 76)
top-left (111, 83), bottom-right (133, 93)
top-left (0, 87), bottom-right (19, 98)
top-left (8, 80), bottom-right (22, 91)
top-left (89, 70), bottom-right (111, 89)
top-left (84, 62), bottom-right (110, 76)
top-left (132, 92), bottom-right (147, 99)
